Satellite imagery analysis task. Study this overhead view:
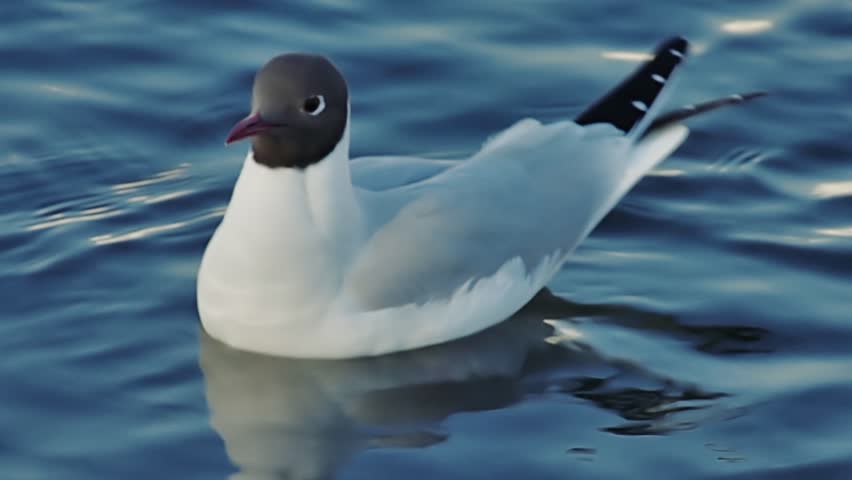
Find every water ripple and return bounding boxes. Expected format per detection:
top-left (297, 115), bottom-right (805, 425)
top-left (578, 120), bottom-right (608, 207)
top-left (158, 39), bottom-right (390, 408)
top-left (2, 0), bottom-right (852, 479)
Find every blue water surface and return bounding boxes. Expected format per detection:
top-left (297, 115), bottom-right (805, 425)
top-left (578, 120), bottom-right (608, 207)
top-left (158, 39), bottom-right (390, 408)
top-left (3, 1), bottom-right (852, 479)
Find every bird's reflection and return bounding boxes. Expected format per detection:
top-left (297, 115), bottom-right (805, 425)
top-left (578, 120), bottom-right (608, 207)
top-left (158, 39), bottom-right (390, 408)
top-left (199, 289), bottom-right (768, 479)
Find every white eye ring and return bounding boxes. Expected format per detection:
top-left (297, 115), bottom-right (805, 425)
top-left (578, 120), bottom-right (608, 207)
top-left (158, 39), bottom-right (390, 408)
top-left (303, 95), bottom-right (326, 116)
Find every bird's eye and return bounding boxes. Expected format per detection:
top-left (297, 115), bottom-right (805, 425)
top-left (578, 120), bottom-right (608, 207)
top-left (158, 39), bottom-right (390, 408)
top-left (302, 95), bottom-right (326, 116)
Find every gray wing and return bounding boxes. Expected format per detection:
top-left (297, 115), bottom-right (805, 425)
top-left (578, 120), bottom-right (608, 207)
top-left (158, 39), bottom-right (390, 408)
top-left (350, 155), bottom-right (458, 191)
top-left (343, 36), bottom-right (759, 311)
top-left (348, 118), bottom-right (557, 192)
top-left (344, 120), bottom-right (685, 309)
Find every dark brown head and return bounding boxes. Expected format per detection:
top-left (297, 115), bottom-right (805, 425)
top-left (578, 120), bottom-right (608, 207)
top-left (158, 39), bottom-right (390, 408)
top-left (226, 54), bottom-right (349, 169)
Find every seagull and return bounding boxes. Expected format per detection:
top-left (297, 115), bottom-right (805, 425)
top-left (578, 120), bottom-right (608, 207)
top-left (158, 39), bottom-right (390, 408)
top-left (198, 37), bottom-right (763, 359)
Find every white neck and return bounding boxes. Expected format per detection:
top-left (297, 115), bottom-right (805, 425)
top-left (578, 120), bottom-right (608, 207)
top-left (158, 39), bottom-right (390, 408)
top-left (199, 120), bottom-right (364, 318)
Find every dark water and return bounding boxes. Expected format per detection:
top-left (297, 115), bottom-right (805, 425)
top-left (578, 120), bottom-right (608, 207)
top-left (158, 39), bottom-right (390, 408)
top-left (3, 1), bottom-right (852, 478)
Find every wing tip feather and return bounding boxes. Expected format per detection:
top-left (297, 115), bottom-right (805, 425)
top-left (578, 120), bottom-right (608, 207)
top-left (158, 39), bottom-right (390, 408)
top-left (575, 36), bottom-right (690, 134)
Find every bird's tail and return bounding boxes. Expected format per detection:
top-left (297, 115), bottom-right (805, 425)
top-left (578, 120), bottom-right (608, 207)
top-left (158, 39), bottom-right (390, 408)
top-left (641, 91), bottom-right (767, 138)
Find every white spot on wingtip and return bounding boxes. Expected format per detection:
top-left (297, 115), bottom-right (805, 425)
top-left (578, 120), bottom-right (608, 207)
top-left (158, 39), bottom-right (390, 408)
top-left (652, 74), bottom-right (666, 83)
top-left (632, 100), bottom-right (648, 112)
top-left (730, 94), bottom-right (744, 101)
top-left (669, 48), bottom-right (684, 58)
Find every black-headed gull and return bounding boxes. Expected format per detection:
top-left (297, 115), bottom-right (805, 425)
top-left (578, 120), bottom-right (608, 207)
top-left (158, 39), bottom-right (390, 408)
top-left (198, 37), bottom-right (763, 358)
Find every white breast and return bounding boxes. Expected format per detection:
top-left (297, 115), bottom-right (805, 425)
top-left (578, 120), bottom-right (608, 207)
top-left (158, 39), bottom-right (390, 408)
top-left (200, 248), bottom-right (566, 358)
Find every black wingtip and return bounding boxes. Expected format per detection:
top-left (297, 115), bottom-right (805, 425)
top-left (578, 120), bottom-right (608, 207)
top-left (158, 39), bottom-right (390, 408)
top-left (575, 36), bottom-right (690, 134)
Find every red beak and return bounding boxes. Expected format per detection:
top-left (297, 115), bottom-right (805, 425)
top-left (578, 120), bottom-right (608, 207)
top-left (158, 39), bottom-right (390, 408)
top-left (225, 113), bottom-right (274, 145)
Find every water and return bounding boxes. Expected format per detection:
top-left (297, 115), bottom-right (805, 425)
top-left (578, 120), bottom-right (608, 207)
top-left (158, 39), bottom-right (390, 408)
top-left (3, 1), bottom-right (851, 478)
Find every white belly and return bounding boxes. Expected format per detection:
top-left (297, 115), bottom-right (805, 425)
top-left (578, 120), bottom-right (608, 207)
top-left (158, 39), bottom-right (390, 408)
top-left (197, 251), bottom-right (566, 358)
